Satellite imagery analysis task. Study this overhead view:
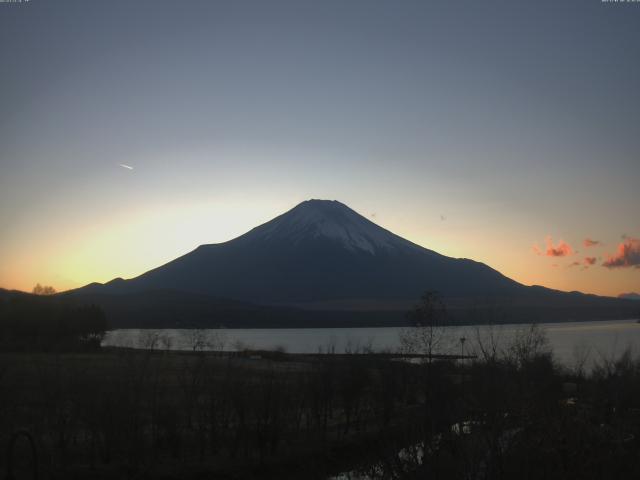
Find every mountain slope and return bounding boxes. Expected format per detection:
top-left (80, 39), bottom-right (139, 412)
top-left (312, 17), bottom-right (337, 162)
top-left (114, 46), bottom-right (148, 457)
top-left (619, 293), bottom-right (640, 301)
top-left (79, 200), bottom-right (522, 306)
top-left (67, 199), bottom-right (638, 327)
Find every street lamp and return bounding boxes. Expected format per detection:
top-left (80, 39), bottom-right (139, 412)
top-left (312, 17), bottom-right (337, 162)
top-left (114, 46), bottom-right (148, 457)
top-left (459, 336), bottom-right (466, 361)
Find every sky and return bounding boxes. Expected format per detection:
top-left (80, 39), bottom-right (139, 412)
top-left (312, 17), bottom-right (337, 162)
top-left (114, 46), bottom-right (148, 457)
top-left (0, 0), bottom-right (639, 297)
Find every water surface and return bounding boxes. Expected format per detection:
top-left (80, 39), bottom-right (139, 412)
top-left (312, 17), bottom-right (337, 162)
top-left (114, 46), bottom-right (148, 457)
top-left (103, 319), bottom-right (640, 368)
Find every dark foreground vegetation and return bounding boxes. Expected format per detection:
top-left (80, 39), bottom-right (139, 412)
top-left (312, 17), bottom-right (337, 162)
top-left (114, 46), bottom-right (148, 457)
top-left (1, 291), bottom-right (639, 479)
top-left (0, 292), bottom-right (107, 351)
top-left (1, 331), bottom-right (640, 480)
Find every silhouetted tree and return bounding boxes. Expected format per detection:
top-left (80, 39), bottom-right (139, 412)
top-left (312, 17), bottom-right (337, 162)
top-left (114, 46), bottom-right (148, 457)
top-left (400, 290), bottom-right (449, 361)
top-left (0, 294), bottom-right (107, 351)
top-left (32, 283), bottom-right (56, 295)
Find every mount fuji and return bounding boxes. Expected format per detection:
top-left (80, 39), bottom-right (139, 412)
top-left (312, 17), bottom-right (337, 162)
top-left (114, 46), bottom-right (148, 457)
top-left (68, 200), bottom-right (636, 327)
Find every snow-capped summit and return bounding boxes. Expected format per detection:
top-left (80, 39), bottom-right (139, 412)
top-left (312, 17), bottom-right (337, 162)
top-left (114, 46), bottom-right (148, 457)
top-left (68, 199), bottom-right (637, 327)
top-left (243, 199), bottom-right (416, 254)
top-left (74, 199), bottom-right (522, 306)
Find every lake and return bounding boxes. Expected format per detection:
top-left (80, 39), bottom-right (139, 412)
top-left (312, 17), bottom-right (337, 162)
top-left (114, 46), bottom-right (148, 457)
top-left (103, 319), bottom-right (640, 369)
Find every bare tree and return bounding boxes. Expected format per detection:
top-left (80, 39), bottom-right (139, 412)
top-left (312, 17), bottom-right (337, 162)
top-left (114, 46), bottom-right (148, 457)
top-left (183, 329), bottom-right (210, 352)
top-left (506, 323), bottom-right (551, 367)
top-left (32, 283), bottom-right (56, 295)
top-left (209, 329), bottom-right (227, 352)
top-left (399, 291), bottom-right (449, 362)
top-left (472, 323), bottom-right (504, 364)
top-left (159, 332), bottom-right (173, 351)
top-left (139, 329), bottom-right (161, 351)
top-left (571, 341), bottom-right (592, 378)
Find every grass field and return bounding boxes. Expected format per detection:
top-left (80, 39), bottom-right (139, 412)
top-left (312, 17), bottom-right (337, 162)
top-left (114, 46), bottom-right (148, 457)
top-left (2, 338), bottom-right (640, 479)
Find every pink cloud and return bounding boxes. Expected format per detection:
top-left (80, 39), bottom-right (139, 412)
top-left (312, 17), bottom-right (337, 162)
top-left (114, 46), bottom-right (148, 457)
top-left (533, 237), bottom-right (574, 257)
top-left (584, 257), bottom-right (597, 266)
top-left (583, 238), bottom-right (602, 248)
top-left (602, 237), bottom-right (640, 269)
top-left (536, 236), bottom-right (574, 257)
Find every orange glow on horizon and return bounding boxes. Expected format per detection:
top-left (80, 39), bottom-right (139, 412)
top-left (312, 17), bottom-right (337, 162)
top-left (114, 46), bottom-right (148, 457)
top-left (1, 201), bottom-right (637, 299)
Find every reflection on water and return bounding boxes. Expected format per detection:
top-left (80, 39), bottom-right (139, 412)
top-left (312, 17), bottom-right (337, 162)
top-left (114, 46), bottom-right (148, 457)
top-left (103, 319), bottom-right (640, 368)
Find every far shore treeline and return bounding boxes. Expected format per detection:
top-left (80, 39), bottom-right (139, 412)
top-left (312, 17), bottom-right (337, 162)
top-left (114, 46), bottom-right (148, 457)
top-left (0, 290), bottom-right (108, 351)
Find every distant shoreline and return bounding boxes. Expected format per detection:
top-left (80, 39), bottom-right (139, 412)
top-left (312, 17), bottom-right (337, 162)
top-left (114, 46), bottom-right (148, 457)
top-left (104, 316), bottom-right (639, 330)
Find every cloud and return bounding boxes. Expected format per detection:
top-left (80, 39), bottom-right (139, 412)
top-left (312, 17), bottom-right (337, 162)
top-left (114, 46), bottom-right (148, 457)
top-left (119, 163), bottom-right (134, 170)
top-left (602, 237), bottom-right (640, 269)
top-left (545, 237), bottom-right (574, 257)
top-left (533, 236), bottom-right (574, 257)
top-left (583, 238), bottom-right (602, 248)
top-left (567, 261), bottom-right (581, 268)
top-left (576, 257), bottom-right (597, 270)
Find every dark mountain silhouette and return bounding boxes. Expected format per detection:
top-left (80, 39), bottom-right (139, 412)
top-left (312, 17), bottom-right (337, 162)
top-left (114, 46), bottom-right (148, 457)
top-left (75, 200), bottom-right (521, 303)
top-left (66, 200), bottom-right (637, 326)
top-left (619, 292), bottom-right (640, 301)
